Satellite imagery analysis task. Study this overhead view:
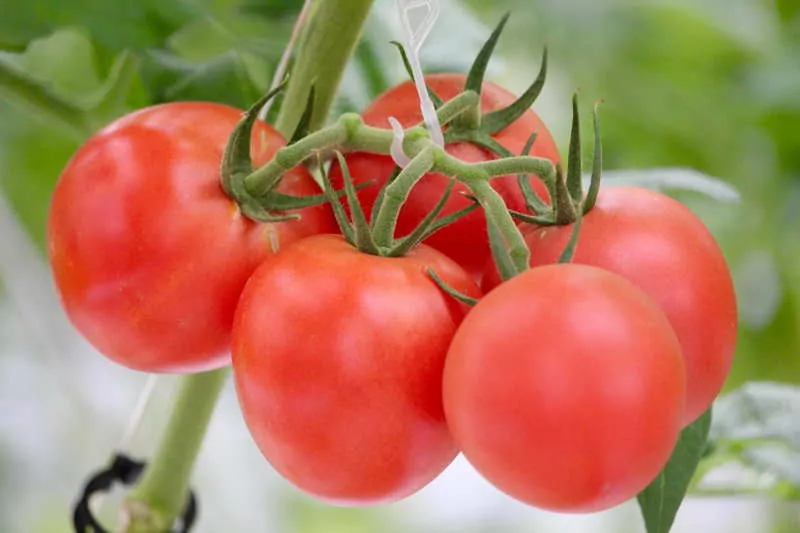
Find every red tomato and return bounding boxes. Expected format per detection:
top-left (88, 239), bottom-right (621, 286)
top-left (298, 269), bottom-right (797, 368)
top-left (328, 74), bottom-right (560, 280)
top-left (483, 186), bottom-right (737, 425)
top-left (48, 102), bottom-right (336, 373)
top-left (444, 264), bottom-right (685, 512)
top-left (232, 234), bottom-right (481, 504)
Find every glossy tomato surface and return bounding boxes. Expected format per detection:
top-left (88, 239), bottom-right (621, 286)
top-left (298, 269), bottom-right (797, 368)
top-left (483, 186), bottom-right (737, 424)
top-left (445, 264), bottom-right (685, 512)
top-left (329, 74), bottom-right (560, 280)
top-left (48, 102), bottom-right (336, 373)
top-left (232, 234), bottom-right (481, 504)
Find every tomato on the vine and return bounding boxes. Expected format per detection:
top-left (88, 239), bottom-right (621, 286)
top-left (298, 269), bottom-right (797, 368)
top-left (483, 186), bottom-right (737, 425)
top-left (48, 102), bottom-right (336, 373)
top-left (329, 74), bottom-right (560, 280)
top-left (444, 263), bottom-right (686, 512)
top-left (232, 234), bottom-right (481, 504)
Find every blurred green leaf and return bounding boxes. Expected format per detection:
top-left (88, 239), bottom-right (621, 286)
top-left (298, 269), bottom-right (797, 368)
top-left (238, 0), bottom-right (306, 19)
top-left (142, 50), bottom-right (261, 108)
top-left (0, 29), bottom-right (144, 247)
top-left (0, 0), bottom-right (191, 53)
top-left (637, 410), bottom-right (712, 533)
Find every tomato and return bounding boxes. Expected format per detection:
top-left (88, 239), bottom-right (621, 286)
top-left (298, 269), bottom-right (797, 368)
top-left (444, 264), bottom-right (685, 512)
top-left (48, 102), bottom-right (336, 373)
top-left (328, 74), bottom-right (560, 280)
top-left (232, 234), bottom-right (481, 504)
top-left (483, 186), bottom-right (737, 425)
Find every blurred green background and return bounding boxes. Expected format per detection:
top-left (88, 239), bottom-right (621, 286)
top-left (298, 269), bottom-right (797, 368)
top-left (0, 0), bottom-right (798, 531)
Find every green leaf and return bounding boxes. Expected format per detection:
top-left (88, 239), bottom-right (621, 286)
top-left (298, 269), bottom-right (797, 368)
top-left (588, 168), bottom-right (740, 203)
top-left (0, 0), bottom-right (190, 53)
top-left (238, 0), bottom-right (307, 19)
top-left (637, 409), bottom-right (712, 533)
top-left (9, 28), bottom-right (101, 99)
top-left (141, 49), bottom-right (261, 109)
top-left (0, 29), bottom-right (146, 133)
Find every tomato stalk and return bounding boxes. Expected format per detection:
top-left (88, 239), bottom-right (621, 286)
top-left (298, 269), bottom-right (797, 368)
top-left (122, 369), bottom-right (227, 532)
top-left (274, 0), bottom-right (376, 137)
top-left (511, 97), bottom-right (604, 227)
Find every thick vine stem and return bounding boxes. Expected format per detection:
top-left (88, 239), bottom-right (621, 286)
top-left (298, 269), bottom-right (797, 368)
top-left (122, 369), bottom-right (228, 532)
top-left (274, 0), bottom-right (376, 137)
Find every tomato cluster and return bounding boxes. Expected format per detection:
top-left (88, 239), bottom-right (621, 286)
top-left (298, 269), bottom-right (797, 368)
top-left (47, 73), bottom-right (737, 513)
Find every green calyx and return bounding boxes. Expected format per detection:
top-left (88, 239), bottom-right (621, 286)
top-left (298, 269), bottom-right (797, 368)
top-left (510, 94), bottom-right (604, 228)
top-left (445, 13), bottom-right (550, 146)
top-left (220, 83), bottom-right (340, 223)
top-left (320, 151), bottom-right (479, 258)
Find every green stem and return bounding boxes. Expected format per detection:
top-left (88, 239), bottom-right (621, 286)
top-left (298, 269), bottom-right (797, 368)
top-left (0, 59), bottom-right (94, 139)
top-left (244, 116), bottom-right (403, 197)
top-left (274, 0), bottom-right (376, 137)
top-left (246, 122), bottom-right (351, 197)
top-left (123, 369), bottom-right (228, 532)
top-left (467, 178), bottom-right (530, 274)
top-left (435, 90), bottom-right (480, 126)
top-left (372, 148), bottom-right (435, 247)
top-left (477, 156), bottom-right (557, 188)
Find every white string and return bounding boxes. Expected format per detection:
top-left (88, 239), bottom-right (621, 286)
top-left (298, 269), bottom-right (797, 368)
top-left (117, 374), bottom-right (160, 452)
top-left (258, 0), bottom-right (317, 121)
top-left (94, 373), bottom-right (160, 521)
top-left (394, 0), bottom-right (443, 152)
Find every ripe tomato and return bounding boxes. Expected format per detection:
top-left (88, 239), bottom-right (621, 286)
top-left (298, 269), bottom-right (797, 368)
top-left (483, 186), bottom-right (737, 425)
top-left (444, 264), bottom-right (685, 512)
top-left (48, 102), bottom-right (336, 373)
top-left (232, 234), bottom-right (481, 504)
top-left (328, 74), bottom-right (560, 280)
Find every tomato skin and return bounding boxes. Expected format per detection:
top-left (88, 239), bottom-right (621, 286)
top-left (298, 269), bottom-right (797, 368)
top-left (483, 186), bottom-right (737, 425)
top-left (48, 102), bottom-right (336, 373)
top-left (329, 74), bottom-right (560, 280)
top-left (232, 234), bottom-right (481, 504)
top-left (444, 264), bottom-right (685, 512)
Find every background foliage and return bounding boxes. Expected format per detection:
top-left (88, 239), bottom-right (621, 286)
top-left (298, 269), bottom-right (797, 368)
top-left (0, 0), bottom-right (798, 531)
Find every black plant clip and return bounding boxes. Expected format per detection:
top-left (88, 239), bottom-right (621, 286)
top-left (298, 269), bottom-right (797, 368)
top-left (72, 452), bottom-right (198, 533)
